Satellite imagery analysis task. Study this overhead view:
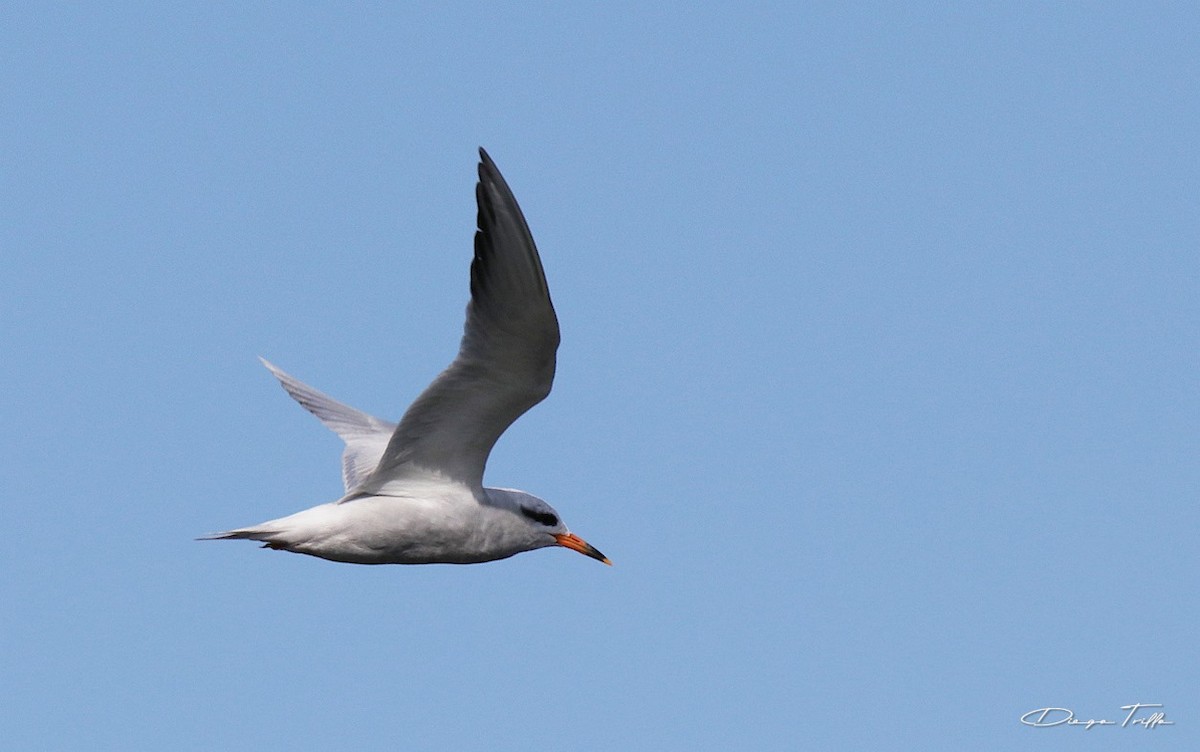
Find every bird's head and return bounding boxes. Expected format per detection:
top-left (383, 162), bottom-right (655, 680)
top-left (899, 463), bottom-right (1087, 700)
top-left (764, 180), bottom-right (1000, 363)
top-left (496, 489), bottom-right (610, 565)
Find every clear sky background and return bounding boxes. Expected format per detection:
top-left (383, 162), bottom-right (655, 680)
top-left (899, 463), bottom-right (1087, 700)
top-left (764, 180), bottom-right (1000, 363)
top-left (2, 3), bottom-right (1196, 750)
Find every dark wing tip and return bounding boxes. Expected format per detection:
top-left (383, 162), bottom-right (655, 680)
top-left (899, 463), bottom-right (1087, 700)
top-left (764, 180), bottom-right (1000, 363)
top-left (478, 148), bottom-right (500, 182)
top-left (477, 147), bottom-right (503, 189)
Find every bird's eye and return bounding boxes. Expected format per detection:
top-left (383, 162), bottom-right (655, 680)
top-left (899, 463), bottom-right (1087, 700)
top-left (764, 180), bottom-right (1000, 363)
top-left (520, 507), bottom-right (558, 527)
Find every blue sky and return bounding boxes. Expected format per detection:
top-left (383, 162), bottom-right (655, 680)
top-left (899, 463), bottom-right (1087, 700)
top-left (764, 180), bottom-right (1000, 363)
top-left (2, 3), bottom-right (1196, 750)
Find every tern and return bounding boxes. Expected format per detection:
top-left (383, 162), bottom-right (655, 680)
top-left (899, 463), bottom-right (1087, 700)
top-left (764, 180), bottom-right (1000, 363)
top-left (202, 149), bottom-right (609, 566)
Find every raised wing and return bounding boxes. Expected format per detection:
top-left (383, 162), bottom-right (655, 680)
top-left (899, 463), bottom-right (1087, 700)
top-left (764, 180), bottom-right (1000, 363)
top-left (357, 148), bottom-right (560, 494)
top-left (260, 358), bottom-right (395, 491)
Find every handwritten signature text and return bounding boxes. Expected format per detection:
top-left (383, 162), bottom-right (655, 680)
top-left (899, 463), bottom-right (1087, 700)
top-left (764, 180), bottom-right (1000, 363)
top-left (1021, 704), bottom-right (1173, 730)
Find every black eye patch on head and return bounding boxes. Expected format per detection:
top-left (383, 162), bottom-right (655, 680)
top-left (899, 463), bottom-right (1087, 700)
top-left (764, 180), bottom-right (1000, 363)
top-left (519, 506), bottom-right (559, 527)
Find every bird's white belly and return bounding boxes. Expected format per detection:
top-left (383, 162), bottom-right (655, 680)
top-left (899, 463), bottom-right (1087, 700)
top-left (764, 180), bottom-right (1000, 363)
top-left (281, 496), bottom-right (516, 565)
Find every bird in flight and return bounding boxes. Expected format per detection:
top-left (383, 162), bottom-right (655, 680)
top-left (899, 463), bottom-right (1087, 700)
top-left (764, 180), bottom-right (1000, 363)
top-left (202, 149), bottom-right (609, 566)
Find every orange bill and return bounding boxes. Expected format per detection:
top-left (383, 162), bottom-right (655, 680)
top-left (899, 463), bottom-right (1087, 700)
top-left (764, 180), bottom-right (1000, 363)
top-left (553, 532), bottom-right (612, 565)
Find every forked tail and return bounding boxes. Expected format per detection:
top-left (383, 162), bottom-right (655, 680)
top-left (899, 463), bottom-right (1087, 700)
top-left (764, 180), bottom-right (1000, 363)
top-left (197, 527), bottom-right (287, 549)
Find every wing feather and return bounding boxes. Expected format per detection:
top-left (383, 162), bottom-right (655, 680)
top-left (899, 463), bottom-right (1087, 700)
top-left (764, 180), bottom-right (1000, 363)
top-left (358, 149), bottom-right (560, 493)
top-left (260, 358), bottom-right (395, 491)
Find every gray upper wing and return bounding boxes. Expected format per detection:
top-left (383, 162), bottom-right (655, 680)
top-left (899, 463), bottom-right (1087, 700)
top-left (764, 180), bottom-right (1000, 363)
top-left (357, 149), bottom-right (560, 494)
